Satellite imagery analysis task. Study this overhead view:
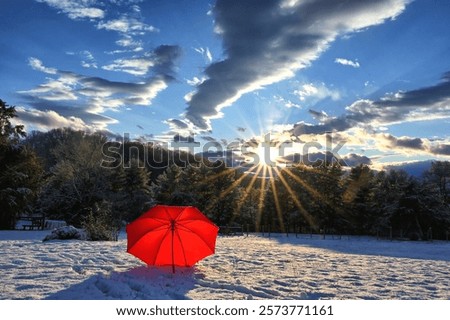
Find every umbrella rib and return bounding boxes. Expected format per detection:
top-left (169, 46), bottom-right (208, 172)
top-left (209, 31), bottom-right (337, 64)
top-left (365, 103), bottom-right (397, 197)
top-left (174, 228), bottom-right (188, 267)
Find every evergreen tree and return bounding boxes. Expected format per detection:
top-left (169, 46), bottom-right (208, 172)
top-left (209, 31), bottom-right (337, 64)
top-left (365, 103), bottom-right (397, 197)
top-left (370, 170), bottom-right (409, 234)
top-left (119, 158), bottom-right (153, 221)
top-left (151, 164), bottom-right (182, 205)
top-left (0, 99), bottom-right (25, 146)
top-left (310, 163), bottom-right (346, 233)
top-left (0, 100), bottom-right (42, 229)
top-left (343, 164), bottom-right (376, 234)
top-left (202, 162), bottom-right (240, 225)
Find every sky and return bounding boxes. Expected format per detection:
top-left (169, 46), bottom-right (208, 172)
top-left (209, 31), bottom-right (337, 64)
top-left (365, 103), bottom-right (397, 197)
top-left (1, 0), bottom-right (449, 168)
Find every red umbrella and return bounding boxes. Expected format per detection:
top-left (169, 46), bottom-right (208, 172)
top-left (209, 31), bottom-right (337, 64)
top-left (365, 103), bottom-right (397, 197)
top-left (126, 205), bottom-right (219, 273)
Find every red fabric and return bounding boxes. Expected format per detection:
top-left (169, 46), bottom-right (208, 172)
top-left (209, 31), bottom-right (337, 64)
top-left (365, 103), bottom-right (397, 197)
top-left (126, 205), bottom-right (219, 268)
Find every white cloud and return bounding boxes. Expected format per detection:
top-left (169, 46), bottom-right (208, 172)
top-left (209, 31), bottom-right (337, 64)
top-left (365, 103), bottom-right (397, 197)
top-left (335, 58), bottom-right (360, 68)
top-left (102, 57), bottom-right (155, 76)
top-left (285, 100), bottom-right (301, 109)
top-left (67, 50), bottom-right (98, 69)
top-left (115, 35), bottom-right (143, 50)
top-left (28, 57), bottom-right (57, 74)
top-left (205, 48), bottom-right (213, 63)
top-left (194, 47), bottom-right (213, 63)
top-left (81, 61), bottom-right (97, 68)
top-left (294, 83), bottom-right (341, 102)
top-left (186, 76), bottom-right (207, 86)
top-left (38, 0), bottom-right (157, 58)
top-left (18, 78), bottom-right (77, 101)
top-left (36, 0), bottom-right (105, 20)
top-left (97, 16), bottom-right (158, 34)
top-left (82, 50), bottom-right (94, 61)
top-left (273, 95), bottom-right (301, 109)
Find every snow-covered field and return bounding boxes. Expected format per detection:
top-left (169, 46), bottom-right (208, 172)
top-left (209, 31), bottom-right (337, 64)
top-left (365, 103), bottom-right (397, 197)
top-left (0, 231), bottom-right (449, 300)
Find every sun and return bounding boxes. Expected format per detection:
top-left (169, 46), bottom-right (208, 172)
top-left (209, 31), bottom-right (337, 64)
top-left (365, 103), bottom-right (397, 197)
top-left (253, 143), bottom-right (282, 167)
top-left (239, 133), bottom-right (288, 169)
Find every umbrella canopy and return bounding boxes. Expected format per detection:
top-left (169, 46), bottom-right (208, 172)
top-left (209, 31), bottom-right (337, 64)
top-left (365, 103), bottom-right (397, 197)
top-left (126, 205), bottom-right (219, 272)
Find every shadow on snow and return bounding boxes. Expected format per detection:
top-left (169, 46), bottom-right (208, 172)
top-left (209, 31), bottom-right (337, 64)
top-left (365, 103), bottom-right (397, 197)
top-left (45, 265), bottom-right (201, 300)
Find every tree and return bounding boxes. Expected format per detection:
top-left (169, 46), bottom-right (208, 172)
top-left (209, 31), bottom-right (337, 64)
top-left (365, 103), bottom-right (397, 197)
top-left (37, 129), bottom-right (112, 226)
top-left (426, 161), bottom-right (450, 203)
top-left (343, 164), bottom-right (376, 234)
top-left (309, 163), bottom-right (346, 232)
top-left (151, 164), bottom-right (183, 205)
top-left (201, 162), bottom-right (240, 225)
top-left (115, 158), bottom-right (153, 221)
top-left (0, 100), bottom-right (42, 229)
top-left (0, 99), bottom-right (25, 147)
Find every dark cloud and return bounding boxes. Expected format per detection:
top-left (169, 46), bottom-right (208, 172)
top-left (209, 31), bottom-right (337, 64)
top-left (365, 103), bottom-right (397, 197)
top-left (18, 98), bottom-right (110, 122)
top-left (375, 72), bottom-right (450, 108)
top-left (152, 45), bottom-right (182, 78)
top-left (15, 106), bottom-right (113, 132)
top-left (185, 0), bottom-right (409, 129)
top-left (308, 109), bottom-right (328, 121)
top-left (342, 153), bottom-right (372, 167)
top-left (201, 136), bottom-right (217, 142)
top-left (384, 135), bottom-right (424, 150)
top-left (289, 71), bottom-right (450, 136)
top-left (291, 119), bottom-right (352, 135)
top-left (236, 126), bottom-right (246, 132)
top-left (101, 45), bottom-right (181, 76)
top-left (380, 134), bottom-right (450, 156)
top-left (280, 151), bottom-right (345, 166)
top-left (430, 144), bottom-right (450, 155)
top-left (172, 134), bottom-right (198, 144)
top-left (165, 118), bottom-right (189, 130)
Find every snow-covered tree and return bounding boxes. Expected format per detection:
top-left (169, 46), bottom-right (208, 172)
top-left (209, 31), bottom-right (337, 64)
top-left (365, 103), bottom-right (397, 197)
top-left (37, 129), bottom-right (112, 226)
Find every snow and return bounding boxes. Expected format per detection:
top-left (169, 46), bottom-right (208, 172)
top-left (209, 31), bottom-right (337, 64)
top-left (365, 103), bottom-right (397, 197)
top-left (44, 220), bottom-right (67, 230)
top-left (0, 231), bottom-right (449, 300)
top-left (42, 226), bottom-right (86, 242)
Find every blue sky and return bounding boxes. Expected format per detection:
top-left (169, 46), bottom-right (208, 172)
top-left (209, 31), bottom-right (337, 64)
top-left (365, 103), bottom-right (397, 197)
top-left (1, 0), bottom-right (449, 167)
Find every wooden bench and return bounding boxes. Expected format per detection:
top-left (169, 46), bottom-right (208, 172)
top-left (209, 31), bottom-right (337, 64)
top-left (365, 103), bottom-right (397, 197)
top-left (219, 226), bottom-right (243, 236)
top-left (21, 218), bottom-right (44, 230)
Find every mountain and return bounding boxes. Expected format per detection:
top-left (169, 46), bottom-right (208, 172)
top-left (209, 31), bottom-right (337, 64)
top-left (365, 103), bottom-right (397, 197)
top-left (383, 160), bottom-right (434, 177)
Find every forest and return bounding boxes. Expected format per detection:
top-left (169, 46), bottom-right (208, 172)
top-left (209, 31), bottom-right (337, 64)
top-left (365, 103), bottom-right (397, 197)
top-left (1, 99), bottom-right (450, 240)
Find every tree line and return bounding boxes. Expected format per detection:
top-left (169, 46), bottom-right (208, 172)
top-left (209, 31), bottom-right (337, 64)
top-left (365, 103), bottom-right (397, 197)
top-left (1, 99), bottom-right (450, 240)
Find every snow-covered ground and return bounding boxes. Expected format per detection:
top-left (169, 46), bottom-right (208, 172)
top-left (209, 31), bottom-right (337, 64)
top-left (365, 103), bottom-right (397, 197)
top-left (0, 231), bottom-right (449, 300)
